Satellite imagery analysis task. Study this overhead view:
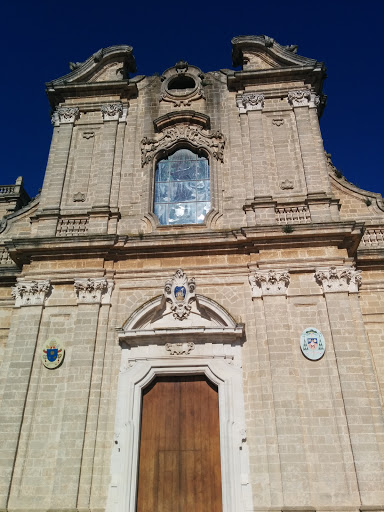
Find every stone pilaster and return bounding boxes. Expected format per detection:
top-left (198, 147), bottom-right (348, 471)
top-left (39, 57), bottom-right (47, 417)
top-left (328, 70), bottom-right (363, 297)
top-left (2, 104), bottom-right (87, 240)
top-left (89, 104), bottom-right (122, 234)
top-left (0, 280), bottom-right (51, 510)
top-left (37, 107), bottom-right (80, 235)
top-left (315, 266), bottom-right (384, 504)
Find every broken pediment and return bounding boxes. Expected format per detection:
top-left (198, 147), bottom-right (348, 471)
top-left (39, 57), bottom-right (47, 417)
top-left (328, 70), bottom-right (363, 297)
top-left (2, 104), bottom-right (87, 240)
top-left (119, 269), bottom-right (244, 344)
top-left (232, 35), bottom-right (321, 71)
top-left (47, 45), bottom-right (137, 86)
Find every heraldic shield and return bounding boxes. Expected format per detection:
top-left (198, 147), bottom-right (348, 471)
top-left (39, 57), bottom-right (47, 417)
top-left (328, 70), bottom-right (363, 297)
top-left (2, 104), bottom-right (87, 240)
top-left (42, 339), bottom-right (64, 369)
top-left (300, 327), bottom-right (325, 361)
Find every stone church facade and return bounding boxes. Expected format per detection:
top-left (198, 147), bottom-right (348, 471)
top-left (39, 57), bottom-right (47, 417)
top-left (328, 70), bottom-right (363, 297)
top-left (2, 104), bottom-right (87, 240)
top-left (0, 35), bottom-right (384, 512)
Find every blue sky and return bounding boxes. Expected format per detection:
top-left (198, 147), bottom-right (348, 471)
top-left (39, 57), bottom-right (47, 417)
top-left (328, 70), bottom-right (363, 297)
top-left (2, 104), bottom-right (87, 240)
top-left (1, 0), bottom-right (383, 198)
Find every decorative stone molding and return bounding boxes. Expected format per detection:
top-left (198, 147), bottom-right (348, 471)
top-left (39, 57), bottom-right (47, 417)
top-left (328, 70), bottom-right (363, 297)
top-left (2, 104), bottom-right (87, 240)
top-left (164, 269), bottom-right (196, 320)
top-left (52, 107), bottom-right (80, 125)
top-left (141, 125), bottom-right (225, 166)
top-left (287, 89), bottom-right (311, 107)
top-left (0, 217), bottom-right (7, 234)
top-left (0, 247), bottom-right (13, 266)
top-left (236, 92), bottom-right (264, 113)
top-left (74, 278), bottom-right (114, 304)
top-left (165, 342), bottom-right (195, 355)
top-left (160, 62), bottom-right (205, 107)
top-left (12, 280), bottom-right (51, 307)
top-left (248, 270), bottom-right (290, 298)
top-left (272, 118), bottom-right (284, 126)
top-left (275, 205), bottom-right (311, 224)
top-left (82, 131), bottom-right (95, 139)
top-left (280, 179), bottom-right (293, 190)
top-left (73, 192), bottom-right (86, 202)
top-left (101, 102), bottom-right (123, 121)
top-left (315, 266), bottom-right (362, 293)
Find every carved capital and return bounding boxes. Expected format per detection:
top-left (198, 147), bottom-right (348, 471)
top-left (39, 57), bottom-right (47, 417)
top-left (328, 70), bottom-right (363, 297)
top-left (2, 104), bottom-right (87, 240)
top-left (101, 102), bottom-right (123, 121)
top-left (53, 107), bottom-right (80, 125)
top-left (141, 125), bottom-right (225, 166)
top-left (12, 280), bottom-right (51, 307)
top-left (287, 89), bottom-right (311, 107)
top-left (236, 92), bottom-right (264, 113)
top-left (164, 269), bottom-right (196, 320)
top-left (165, 342), bottom-right (195, 355)
top-left (315, 266), bottom-right (362, 293)
top-left (249, 270), bottom-right (290, 298)
top-left (74, 278), bottom-right (114, 303)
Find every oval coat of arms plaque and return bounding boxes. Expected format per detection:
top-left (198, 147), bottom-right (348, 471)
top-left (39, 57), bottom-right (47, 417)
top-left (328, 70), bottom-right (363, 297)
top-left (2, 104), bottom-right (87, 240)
top-left (300, 327), bottom-right (325, 361)
top-left (42, 339), bottom-right (64, 369)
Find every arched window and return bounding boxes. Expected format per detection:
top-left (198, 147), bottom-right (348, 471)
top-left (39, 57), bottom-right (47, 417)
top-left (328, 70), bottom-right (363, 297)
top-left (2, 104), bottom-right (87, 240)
top-left (154, 149), bottom-right (210, 225)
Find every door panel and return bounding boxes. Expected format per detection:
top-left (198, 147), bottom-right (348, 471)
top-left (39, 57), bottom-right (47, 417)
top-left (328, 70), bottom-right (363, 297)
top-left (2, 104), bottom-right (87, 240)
top-left (136, 376), bottom-right (222, 512)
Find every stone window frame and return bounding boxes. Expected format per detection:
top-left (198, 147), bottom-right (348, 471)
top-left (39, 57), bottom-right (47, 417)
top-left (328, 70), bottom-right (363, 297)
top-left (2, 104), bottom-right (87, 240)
top-left (152, 145), bottom-right (212, 227)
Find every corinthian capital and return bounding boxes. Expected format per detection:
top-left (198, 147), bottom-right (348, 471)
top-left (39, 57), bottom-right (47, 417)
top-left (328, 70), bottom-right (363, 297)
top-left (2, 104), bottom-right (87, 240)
top-left (74, 278), bottom-right (114, 304)
top-left (237, 93), bottom-right (265, 113)
top-left (54, 107), bottom-right (80, 125)
top-left (287, 89), bottom-right (311, 107)
top-left (314, 266), bottom-right (362, 293)
top-left (248, 269), bottom-right (290, 298)
top-left (101, 102), bottom-right (123, 121)
top-left (12, 280), bottom-right (51, 307)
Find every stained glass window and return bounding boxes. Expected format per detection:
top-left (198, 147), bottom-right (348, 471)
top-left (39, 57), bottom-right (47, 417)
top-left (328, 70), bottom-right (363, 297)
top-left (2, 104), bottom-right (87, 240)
top-left (154, 149), bottom-right (210, 225)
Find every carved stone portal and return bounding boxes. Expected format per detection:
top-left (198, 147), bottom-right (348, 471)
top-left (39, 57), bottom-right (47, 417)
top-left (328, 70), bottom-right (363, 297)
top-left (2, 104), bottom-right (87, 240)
top-left (164, 269), bottom-right (196, 320)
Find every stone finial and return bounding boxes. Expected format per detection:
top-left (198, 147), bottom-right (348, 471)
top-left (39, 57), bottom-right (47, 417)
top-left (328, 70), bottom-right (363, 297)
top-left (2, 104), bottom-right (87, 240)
top-left (74, 278), bottom-right (114, 303)
top-left (315, 266), bottom-right (362, 294)
top-left (248, 270), bottom-right (290, 298)
top-left (12, 280), bottom-right (51, 307)
top-left (287, 90), bottom-right (311, 107)
top-left (101, 102), bottom-right (123, 121)
top-left (237, 93), bottom-right (264, 113)
top-left (164, 269), bottom-right (196, 320)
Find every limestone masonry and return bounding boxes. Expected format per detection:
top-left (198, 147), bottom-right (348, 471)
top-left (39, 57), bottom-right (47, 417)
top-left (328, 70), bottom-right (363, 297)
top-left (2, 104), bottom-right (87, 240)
top-left (0, 35), bottom-right (384, 512)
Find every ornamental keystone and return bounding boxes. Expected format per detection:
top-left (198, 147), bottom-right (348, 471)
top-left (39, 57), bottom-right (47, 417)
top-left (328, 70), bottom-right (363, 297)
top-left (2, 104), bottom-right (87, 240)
top-left (314, 266), bottom-right (362, 293)
top-left (248, 269), bottom-right (290, 298)
top-left (164, 269), bottom-right (196, 320)
top-left (74, 278), bottom-right (114, 303)
top-left (12, 280), bottom-right (51, 307)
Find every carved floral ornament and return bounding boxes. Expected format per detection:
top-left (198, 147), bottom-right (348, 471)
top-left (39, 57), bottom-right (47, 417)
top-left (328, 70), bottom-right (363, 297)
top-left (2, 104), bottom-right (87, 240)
top-left (74, 278), bottom-right (114, 304)
top-left (51, 107), bottom-right (80, 126)
top-left (12, 280), bottom-right (51, 307)
top-left (141, 125), bottom-right (225, 166)
top-left (287, 90), bottom-right (320, 108)
top-left (236, 92), bottom-right (264, 113)
top-left (314, 266), bottom-right (362, 294)
top-left (164, 269), bottom-right (196, 320)
top-left (248, 270), bottom-right (290, 298)
top-left (101, 102), bottom-right (124, 121)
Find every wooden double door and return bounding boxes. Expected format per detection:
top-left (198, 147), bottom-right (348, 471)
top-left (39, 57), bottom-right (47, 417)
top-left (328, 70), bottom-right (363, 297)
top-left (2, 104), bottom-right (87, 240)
top-left (136, 375), bottom-right (222, 512)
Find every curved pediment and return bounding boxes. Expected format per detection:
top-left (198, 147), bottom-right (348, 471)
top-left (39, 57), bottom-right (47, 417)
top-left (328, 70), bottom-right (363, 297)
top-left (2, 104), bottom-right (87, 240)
top-left (232, 35), bottom-right (322, 71)
top-left (47, 45), bottom-right (136, 86)
top-left (119, 269), bottom-right (244, 344)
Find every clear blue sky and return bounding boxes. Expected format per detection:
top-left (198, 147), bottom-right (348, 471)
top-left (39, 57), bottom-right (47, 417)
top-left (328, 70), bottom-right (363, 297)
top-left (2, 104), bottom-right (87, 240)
top-left (1, 0), bottom-right (383, 197)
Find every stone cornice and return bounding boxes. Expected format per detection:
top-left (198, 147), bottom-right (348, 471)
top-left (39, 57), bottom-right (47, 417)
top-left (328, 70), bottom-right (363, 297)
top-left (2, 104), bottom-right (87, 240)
top-left (3, 222), bottom-right (365, 265)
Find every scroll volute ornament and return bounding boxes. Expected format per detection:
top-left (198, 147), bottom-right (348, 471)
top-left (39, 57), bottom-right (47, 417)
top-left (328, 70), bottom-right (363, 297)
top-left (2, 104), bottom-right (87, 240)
top-left (164, 269), bottom-right (196, 320)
